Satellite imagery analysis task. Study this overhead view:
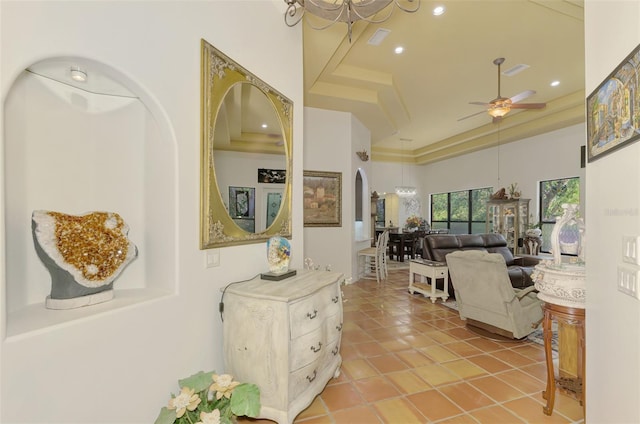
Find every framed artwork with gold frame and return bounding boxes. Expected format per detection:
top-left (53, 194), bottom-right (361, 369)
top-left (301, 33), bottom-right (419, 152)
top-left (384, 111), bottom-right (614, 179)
top-left (303, 170), bottom-right (342, 227)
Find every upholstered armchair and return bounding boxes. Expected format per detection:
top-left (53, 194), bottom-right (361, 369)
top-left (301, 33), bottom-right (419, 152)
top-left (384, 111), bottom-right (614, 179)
top-left (446, 250), bottom-right (543, 339)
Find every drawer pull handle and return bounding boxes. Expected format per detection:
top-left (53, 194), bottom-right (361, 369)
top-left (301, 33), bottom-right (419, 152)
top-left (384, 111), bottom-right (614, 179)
top-left (332, 346), bottom-right (339, 355)
top-left (336, 323), bottom-right (343, 331)
top-left (306, 370), bottom-right (317, 382)
top-left (332, 296), bottom-right (339, 303)
top-left (307, 310), bottom-right (318, 320)
top-left (310, 342), bottom-right (322, 353)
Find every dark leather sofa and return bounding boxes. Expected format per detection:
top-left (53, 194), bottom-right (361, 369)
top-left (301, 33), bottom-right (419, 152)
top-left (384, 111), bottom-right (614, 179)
top-left (421, 233), bottom-right (540, 296)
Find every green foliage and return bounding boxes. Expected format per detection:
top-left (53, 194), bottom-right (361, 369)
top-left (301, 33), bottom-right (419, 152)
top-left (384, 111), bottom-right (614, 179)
top-left (541, 178), bottom-right (580, 221)
top-left (471, 188), bottom-right (492, 221)
top-left (155, 371), bottom-right (261, 424)
top-left (154, 407), bottom-right (177, 424)
top-left (450, 191), bottom-right (469, 221)
top-left (179, 371), bottom-right (215, 393)
top-left (230, 384), bottom-right (261, 417)
top-left (431, 193), bottom-right (448, 221)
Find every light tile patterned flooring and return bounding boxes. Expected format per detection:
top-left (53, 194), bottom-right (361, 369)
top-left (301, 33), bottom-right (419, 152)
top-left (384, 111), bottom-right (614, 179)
top-left (241, 269), bottom-right (585, 424)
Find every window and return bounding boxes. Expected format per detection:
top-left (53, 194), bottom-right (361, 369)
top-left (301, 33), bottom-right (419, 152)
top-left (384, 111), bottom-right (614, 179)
top-left (376, 198), bottom-right (385, 227)
top-left (431, 187), bottom-right (492, 234)
top-left (539, 177), bottom-right (580, 252)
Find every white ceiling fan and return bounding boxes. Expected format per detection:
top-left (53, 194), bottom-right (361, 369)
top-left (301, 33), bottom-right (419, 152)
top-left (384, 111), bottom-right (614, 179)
top-left (459, 57), bottom-right (547, 123)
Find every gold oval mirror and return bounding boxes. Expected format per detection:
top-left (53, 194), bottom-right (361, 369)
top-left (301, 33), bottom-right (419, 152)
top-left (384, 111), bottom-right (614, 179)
top-left (200, 39), bottom-right (293, 249)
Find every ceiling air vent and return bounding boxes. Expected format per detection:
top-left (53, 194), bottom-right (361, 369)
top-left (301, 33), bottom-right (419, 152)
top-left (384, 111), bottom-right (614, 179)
top-left (502, 63), bottom-right (530, 77)
top-left (368, 28), bottom-right (391, 46)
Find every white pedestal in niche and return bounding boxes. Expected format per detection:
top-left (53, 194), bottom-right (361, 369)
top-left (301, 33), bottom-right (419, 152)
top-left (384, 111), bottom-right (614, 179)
top-left (45, 289), bottom-right (114, 310)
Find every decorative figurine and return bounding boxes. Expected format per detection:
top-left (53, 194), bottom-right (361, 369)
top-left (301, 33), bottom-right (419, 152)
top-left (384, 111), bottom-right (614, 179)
top-left (32, 210), bottom-right (138, 309)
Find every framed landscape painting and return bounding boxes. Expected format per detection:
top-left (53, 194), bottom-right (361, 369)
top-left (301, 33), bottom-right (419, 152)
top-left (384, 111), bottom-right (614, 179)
top-left (303, 170), bottom-right (342, 227)
top-left (587, 43), bottom-right (640, 162)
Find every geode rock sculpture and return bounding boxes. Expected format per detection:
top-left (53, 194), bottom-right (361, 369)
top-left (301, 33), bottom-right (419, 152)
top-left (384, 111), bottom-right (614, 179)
top-left (32, 210), bottom-right (138, 310)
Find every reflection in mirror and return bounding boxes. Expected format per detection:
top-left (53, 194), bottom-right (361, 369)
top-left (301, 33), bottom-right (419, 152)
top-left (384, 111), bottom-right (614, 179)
top-left (213, 83), bottom-right (286, 233)
top-left (200, 39), bottom-right (293, 249)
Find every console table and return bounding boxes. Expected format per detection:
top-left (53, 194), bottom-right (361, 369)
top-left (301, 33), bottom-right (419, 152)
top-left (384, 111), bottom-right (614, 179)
top-left (408, 259), bottom-right (449, 303)
top-left (541, 302), bottom-right (585, 416)
top-left (534, 258), bottom-right (586, 417)
top-left (222, 270), bottom-right (344, 424)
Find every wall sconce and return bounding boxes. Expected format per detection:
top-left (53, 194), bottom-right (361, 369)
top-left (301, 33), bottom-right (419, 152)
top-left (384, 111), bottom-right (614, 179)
top-left (356, 150), bottom-right (369, 161)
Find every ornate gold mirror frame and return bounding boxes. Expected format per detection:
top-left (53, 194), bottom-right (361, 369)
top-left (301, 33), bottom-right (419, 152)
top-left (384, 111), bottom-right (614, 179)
top-left (200, 39), bottom-right (293, 249)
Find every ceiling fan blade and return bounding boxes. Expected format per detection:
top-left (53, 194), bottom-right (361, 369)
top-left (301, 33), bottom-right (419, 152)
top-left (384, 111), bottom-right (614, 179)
top-left (469, 101), bottom-right (491, 106)
top-left (509, 89), bottom-right (536, 104)
top-left (510, 102), bottom-right (546, 109)
top-left (457, 110), bottom-right (487, 121)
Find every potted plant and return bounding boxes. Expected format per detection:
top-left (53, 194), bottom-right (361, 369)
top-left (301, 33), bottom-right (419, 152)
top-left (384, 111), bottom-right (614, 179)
top-left (155, 371), bottom-right (260, 424)
top-left (405, 215), bottom-right (426, 231)
top-left (525, 215), bottom-right (542, 237)
top-left (508, 183), bottom-right (521, 199)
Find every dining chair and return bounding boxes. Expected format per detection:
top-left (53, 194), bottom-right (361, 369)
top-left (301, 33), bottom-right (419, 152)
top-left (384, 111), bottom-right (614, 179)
top-left (357, 230), bottom-right (389, 283)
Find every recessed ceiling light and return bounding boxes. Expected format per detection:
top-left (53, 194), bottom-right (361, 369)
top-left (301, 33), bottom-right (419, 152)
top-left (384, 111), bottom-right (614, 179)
top-left (394, 46), bottom-right (404, 54)
top-left (261, 123), bottom-right (268, 128)
top-left (433, 6), bottom-right (445, 16)
top-left (551, 80), bottom-right (560, 87)
top-left (70, 67), bottom-right (87, 82)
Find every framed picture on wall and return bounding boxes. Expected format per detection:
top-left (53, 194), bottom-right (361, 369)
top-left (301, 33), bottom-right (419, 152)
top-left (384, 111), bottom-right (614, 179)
top-left (265, 190), bottom-right (283, 229)
top-left (303, 170), bottom-right (342, 227)
top-left (229, 186), bottom-right (255, 219)
top-left (587, 43), bottom-right (640, 162)
top-left (258, 168), bottom-right (286, 184)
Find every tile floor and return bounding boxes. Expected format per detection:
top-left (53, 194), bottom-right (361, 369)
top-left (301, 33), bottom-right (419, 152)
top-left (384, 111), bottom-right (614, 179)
top-left (240, 268), bottom-right (585, 424)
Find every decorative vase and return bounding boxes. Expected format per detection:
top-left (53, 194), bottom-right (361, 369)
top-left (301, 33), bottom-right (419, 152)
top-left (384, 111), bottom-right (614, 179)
top-left (526, 228), bottom-right (542, 237)
top-left (267, 236), bottom-right (291, 274)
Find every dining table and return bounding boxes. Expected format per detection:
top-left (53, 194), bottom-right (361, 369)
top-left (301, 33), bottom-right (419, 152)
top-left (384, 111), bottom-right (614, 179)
top-left (388, 230), bottom-right (423, 262)
top-left (377, 228), bottom-right (451, 262)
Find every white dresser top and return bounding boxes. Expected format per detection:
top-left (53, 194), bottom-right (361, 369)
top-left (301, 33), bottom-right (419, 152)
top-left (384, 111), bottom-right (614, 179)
top-left (223, 269), bottom-right (344, 302)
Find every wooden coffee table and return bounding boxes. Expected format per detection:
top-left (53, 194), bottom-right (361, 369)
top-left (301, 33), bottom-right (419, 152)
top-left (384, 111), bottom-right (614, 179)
top-left (408, 259), bottom-right (449, 303)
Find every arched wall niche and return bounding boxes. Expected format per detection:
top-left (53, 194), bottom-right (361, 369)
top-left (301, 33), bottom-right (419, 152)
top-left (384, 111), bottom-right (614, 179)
top-left (3, 56), bottom-right (177, 337)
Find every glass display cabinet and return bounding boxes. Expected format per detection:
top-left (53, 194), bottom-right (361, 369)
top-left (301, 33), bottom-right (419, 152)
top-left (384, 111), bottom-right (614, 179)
top-left (486, 198), bottom-right (530, 254)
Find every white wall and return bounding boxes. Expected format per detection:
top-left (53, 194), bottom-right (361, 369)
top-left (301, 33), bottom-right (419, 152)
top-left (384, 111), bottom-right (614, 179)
top-left (368, 124), bottom-right (585, 227)
top-left (0, 1), bottom-right (303, 423)
top-left (585, 2), bottom-right (640, 422)
top-left (303, 107), bottom-right (371, 281)
top-left (420, 124), bottom-right (586, 220)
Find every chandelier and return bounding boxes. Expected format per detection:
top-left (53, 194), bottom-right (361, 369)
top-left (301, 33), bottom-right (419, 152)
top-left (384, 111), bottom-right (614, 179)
top-left (395, 138), bottom-right (416, 196)
top-left (284, 0), bottom-right (421, 42)
top-left (395, 186), bottom-right (416, 196)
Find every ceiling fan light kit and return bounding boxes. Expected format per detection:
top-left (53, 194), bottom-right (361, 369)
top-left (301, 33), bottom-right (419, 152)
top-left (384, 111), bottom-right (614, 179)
top-left (283, 0), bottom-right (420, 42)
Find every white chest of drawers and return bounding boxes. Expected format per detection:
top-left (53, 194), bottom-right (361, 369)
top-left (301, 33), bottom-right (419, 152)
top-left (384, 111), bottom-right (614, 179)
top-left (222, 270), bottom-right (344, 424)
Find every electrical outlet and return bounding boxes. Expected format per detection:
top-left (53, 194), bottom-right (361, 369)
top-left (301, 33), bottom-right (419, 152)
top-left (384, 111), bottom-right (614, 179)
top-left (618, 265), bottom-right (639, 298)
top-left (622, 235), bottom-right (640, 264)
top-left (205, 249), bottom-right (220, 268)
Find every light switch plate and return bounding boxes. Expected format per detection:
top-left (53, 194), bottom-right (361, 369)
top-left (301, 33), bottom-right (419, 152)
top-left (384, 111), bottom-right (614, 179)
top-left (618, 265), bottom-right (639, 299)
top-left (205, 249), bottom-right (220, 268)
top-left (622, 235), bottom-right (640, 264)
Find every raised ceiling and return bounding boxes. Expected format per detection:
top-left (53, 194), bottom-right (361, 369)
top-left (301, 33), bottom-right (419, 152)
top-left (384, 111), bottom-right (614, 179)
top-left (301, 0), bottom-right (585, 164)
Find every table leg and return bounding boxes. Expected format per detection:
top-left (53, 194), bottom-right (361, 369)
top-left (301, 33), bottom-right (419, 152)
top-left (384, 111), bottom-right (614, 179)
top-left (429, 277), bottom-right (437, 303)
top-left (579, 321), bottom-right (586, 417)
top-left (408, 269), bottom-right (415, 294)
top-left (542, 308), bottom-right (555, 415)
